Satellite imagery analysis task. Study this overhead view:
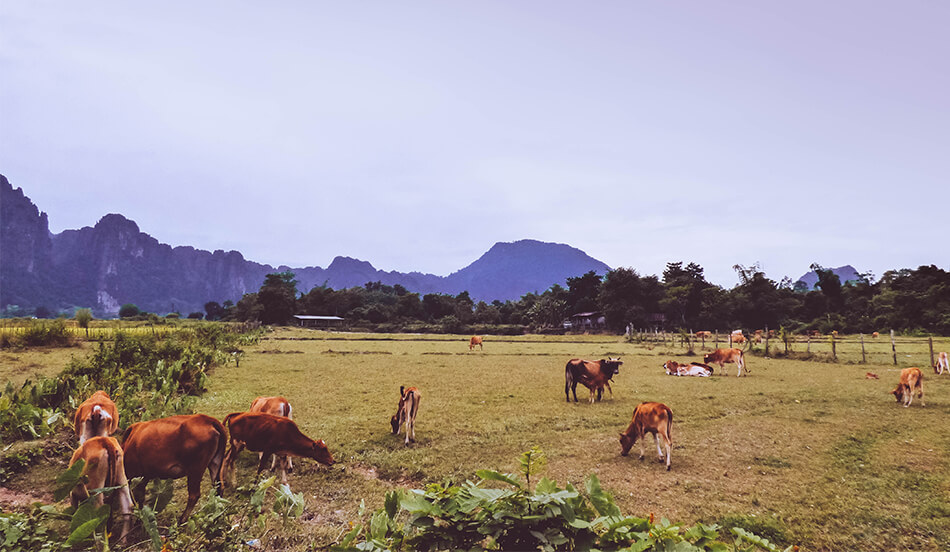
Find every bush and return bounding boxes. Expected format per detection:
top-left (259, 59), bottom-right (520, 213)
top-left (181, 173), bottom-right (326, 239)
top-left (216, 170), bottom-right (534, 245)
top-left (118, 304), bottom-right (141, 319)
top-left (338, 449), bottom-right (795, 552)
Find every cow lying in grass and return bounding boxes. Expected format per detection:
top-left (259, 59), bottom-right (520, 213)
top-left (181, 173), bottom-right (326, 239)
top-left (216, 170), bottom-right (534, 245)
top-left (619, 402), bottom-right (673, 471)
top-left (663, 360), bottom-right (713, 377)
top-left (565, 358), bottom-right (623, 403)
top-left (74, 391), bottom-right (119, 444)
top-left (891, 367), bottom-right (924, 407)
top-left (224, 412), bottom-right (335, 486)
top-left (391, 386), bottom-right (421, 445)
top-left (69, 436), bottom-right (134, 541)
top-left (122, 414), bottom-right (227, 521)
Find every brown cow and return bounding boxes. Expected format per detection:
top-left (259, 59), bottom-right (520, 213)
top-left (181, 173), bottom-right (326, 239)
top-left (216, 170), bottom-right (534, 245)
top-left (69, 436), bottom-right (134, 541)
top-left (223, 412), bottom-right (334, 486)
top-left (249, 396), bottom-right (294, 474)
top-left (619, 402), bottom-right (673, 471)
top-left (565, 358), bottom-right (622, 403)
top-left (891, 368), bottom-right (924, 407)
top-left (695, 331), bottom-right (712, 339)
top-left (390, 386), bottom-right (421, 445)
top-left (872, 332), bottom-right (880, 338)
top-left (74, 391), bottom-right (119, 444)
top-left (934, 351), bottom-right (949, 375)
top-left (731, 334), bottom-right (747, 345)
top-left (122, 414), bottom-right (227, 521)
top-left (469, 336), bottom-right (483, 351)
top-left (703, 348), bottom-right (747, 377)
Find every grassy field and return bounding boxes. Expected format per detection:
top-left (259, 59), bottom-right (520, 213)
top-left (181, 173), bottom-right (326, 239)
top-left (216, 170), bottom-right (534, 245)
top-left (3, 328), bottom-right (950, 551)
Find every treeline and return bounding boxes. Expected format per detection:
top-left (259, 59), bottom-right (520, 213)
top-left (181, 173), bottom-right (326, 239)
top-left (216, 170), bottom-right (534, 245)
top-left (211, 262), bottom-right (950, 335)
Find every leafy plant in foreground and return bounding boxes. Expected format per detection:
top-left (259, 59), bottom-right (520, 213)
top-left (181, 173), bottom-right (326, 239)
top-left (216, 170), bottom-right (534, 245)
top-left (335, 448), bottom-right (796, 552)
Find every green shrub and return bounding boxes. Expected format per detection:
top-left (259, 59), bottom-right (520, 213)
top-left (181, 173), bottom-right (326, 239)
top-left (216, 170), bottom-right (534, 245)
top-left (337, 449), bottom-right (795, 552)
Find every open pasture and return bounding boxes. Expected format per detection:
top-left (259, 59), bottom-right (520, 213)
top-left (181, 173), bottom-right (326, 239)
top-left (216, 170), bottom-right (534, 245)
top-left (191, 328), bottom-right (950, 551)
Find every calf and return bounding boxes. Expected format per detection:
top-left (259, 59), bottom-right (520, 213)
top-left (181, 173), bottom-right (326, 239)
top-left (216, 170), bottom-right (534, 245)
top-left (703, 348), bottom-right (747, 377)
top-left (122, 414), bottom-right (227, 521)
top-left (223, 412), bottom-right (334, 486)
top-left (619, 402), bottom-right (673, 471)
top-left (391, 386), bottom-right (421, 445)
top-left (469, 336), bottom-right (483, 351)
top-left (564, 358), bottom-right (623, 403)
top-left (934, 351), bottom-right (949, 375)
top-left (891, 367), bottom-right (924, 407)
top-left (249, 396), bottom-right (294, 474)
top-left (663, 360), bottom-right (712, 377)
top-left (74, 390), bottom-right (119, 444)
top-left (68, 436), bottom-right (133, 541)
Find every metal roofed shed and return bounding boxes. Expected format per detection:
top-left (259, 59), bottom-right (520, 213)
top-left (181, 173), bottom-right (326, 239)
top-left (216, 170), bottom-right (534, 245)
top-left (293, 315), bottom-right (344, 328)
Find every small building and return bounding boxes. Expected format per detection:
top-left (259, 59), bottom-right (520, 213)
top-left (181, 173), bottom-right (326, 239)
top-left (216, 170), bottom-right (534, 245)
top-left (569, 311), bottom-right (606, 331)
top-left (293, 315), bottom-right (344, 329)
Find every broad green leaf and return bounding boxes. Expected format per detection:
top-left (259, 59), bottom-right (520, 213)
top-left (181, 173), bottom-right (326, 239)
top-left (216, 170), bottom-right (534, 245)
top-left (65, 517), bottom-right (105, 546)
top-left (53, 459), bottom-right (85, 501)
top-left (585, 474), bottom-right (621, 517)
top-left (535, 477), bottom-right (558, 494)
top-left (476, 470), bottom-right (522, 488)
top-left (369, 510), bottom-right (390, 541)
top-left (137, 505), bottom-right (163, 552)
top-left (384, 491), bottom-right (399, 519)
top-left (69, 501), bottom-right (109, 534)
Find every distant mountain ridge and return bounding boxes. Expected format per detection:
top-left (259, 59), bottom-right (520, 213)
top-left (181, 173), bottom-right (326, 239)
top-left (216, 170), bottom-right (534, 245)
top-left (0, 175), bottom-right (611, 315)
top-left (795, 265), bottom-right (862, 291)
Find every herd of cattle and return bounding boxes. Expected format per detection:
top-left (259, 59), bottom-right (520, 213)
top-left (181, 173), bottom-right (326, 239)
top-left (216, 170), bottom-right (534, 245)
top-left (62, 337), bottom-right (949, 541)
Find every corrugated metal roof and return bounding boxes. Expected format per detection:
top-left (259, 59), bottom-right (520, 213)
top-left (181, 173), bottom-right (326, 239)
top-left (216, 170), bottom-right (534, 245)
top-left (293, 315), bottom-right (344, 320)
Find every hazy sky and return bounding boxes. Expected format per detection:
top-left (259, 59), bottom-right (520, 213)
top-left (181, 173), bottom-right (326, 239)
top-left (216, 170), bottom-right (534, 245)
top-left (2, 1), bottom-right (947, 287)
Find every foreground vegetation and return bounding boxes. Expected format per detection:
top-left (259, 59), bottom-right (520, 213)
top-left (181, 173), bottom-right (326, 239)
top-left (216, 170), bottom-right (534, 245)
top-left (2, 325), bottom-right (949, 550)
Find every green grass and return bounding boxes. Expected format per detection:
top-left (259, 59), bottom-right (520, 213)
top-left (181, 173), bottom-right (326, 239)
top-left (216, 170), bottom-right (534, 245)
top-left (3, 326), bottom-right (950, 551)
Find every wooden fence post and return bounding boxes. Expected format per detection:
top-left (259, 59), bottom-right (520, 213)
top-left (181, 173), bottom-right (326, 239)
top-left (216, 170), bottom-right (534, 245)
top-left (929, 337), bottom-right (935, 368)
top-left (891, 329), bottom-right (897, 365)
top-left (831, 334), bottom-right (836, 360)
top-left (861, 334), bottom-right (866, 364)
top-left (764, 326), bottom-right (770, 356)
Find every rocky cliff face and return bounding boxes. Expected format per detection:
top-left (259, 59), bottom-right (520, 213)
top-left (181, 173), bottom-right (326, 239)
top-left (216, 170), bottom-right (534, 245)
top-left (2, 175), bottom-right (612, 315)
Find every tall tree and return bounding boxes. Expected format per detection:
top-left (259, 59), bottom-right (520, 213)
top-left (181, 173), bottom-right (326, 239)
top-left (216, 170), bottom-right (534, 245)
top-left (257, 272), bottom-right (297, 325)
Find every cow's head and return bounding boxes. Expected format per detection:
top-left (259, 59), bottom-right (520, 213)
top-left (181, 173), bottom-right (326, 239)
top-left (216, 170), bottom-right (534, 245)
top-left (703, 353), bottom-right (712, 364)
top-left (390, 415), bottom-right (400, 434)
top-left (619, 432), bottom-right (637, 456)
top-left (601, 357), bottom-right (622, 376)
top-left (663, 361), bottom-right (676, 375)
top-left (891, 385), bottom-right (906, 403)
top-left (310, 439), bottom-right (335, 466)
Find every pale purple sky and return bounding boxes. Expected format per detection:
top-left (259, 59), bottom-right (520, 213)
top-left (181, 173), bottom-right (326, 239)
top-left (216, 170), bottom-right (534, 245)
top-left (2, 1), bottom-right (947, 286)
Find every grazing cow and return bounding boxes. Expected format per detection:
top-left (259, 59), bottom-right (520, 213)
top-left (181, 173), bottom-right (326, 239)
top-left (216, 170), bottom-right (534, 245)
top-left (753, 330), bottom-right (764, 343)
top-left (249, 396), bottom-right (294, 474)
top-left (122, 414), bottom-right (227, 521)
top-left (619, 402), bottom-right (673, 471)
top-left (831, 330), bottom-right (839, 338)
top-left (74, 391), bottom-right (119, 444)
top-left (934, 352), bottom-right (949, 375)
top-left (695, 331), bottom-right (712, 339)
top-left (810, 330), bottom-right (822, 337)
top-left (564, 358), bottom-right (623, 403)
top-left (731, 334), bottom-right (747, 345)
top-left (69, 436), bottom-right (133, 541)
top-left (872, 332), bottom-right (880, 338)
top-left (891, 367), bottom-right (924, 407)
top-left (703, 348), bottom-right (747, 377)
top-left (223, 412), bottom-right (334, 486)
top-left (390, 386), bottom-right (422, 445)
top-left (865, 372), bottom-right (879, 380)
top-left (469, 336), bottom-right (484, 351)
top-left (662, 360), bottom-right (712, 377)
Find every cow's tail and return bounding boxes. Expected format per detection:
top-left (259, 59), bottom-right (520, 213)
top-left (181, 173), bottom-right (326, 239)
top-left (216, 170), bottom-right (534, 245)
top-left (740, 350), bottom-right (749, 375)
top-left (564, 362), bottom-right (575, 401)
top-left (211, 417), bottom-right (229, 493)
top-left (665, 406), bottom-right (674, 438)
